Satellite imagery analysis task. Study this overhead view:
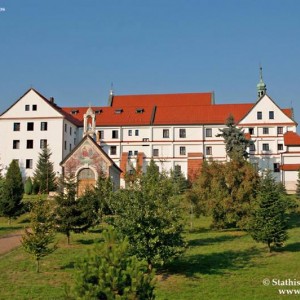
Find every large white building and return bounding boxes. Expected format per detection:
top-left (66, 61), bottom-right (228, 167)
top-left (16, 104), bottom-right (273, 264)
top-left (1, 76), bottom-right (300, 192)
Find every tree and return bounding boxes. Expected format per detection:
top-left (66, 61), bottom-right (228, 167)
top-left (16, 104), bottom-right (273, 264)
top-left (296, 168), bottom-right (300, 199)
top-left (111, 160), bottom-right (185, 271)
top-left (24, 177), bottom-right (33, 195)
top-left (217, 114), bottom-right (250, 160)
top-left (33, 146), bottom-right (57, 194)
top-left (54, 175), bottom-right (96, 244)
top-left (170, 165), bottom-right (189, 195)
top-left (0, 160), bottom-right (24, 222)
top-left (68, 228), bottom-right (155, 300)
top-left (21, 198), bottom-right (57, 272)
top-left (249, 172), bottom-right (288, 252)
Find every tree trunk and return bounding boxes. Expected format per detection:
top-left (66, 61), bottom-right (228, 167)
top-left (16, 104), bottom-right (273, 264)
top-left (268, 241), bottom-right (272, 253)
top-left (36, 259), bottom-right (40, 273)
top-left (67, 232), bottom-right (70, 245)
top-left (147, 260), bottom-right (152, 273)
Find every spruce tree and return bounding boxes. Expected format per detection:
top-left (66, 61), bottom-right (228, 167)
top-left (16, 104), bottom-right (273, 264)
top-left (24, 177), bottom-right (33, 195)
top-left (68, 228), bottom-right (155, 300)
top-left (33, 146), bottom-right (57, 194)
top-left (21, 198), bottom-right (57, 272)
top-left (217, 114), bottom-right (250, 160)
top-left (0, 160), bottom-right (24, 222)
top-left (54, 175), bottom-right (95, 244)
top-left (296, 168), bottom-right (300, 199)
top-left (170, 165), bottom-right (189, 195)
top-left (249, 172), bottom-right (288, 252)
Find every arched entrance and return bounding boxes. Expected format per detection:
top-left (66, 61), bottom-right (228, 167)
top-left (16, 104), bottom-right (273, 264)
top-left (77, 168), bottom-right (96, 196)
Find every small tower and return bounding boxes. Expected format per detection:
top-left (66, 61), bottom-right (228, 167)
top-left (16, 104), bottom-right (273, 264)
top-left (257, 66), bottom-right (267, 98)
top-left (83, 105), bottom-right (96, 137)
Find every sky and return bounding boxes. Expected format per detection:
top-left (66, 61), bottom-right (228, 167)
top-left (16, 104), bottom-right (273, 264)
top-left (0, 0), bottom-right (300, 122)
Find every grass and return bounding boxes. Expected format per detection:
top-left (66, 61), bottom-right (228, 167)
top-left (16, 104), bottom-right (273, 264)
top-left (0, 200), bottom-right (299, 299)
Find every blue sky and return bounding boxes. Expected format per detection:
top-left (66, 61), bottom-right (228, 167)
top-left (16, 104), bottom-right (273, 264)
top-left (1, 0), bottom-right (300, 122)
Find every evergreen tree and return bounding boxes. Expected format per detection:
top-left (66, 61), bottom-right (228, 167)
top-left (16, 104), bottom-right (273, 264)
top-left (33, 146), bottom-right (57, 194)
top-left (217, 114), bottom-right (250, 160)
top-left (21, 198), bottom-right (57, 272)
top-left (111, 160), bottom-right (185, 271)
top-left (54, 175), bottom-right (95, 244)
top-left (0, 160), bottom-right (24, 222)
top-left (24, 177), bottom-right (33, 195)
top-left (170, 165), bottom-right (189, 195)
top-left (296, 168), bottom-right (300, 199)
top-left (249, 172), bottom-right (288, 252)
top-left (68, 228), bottom-right (155, 300)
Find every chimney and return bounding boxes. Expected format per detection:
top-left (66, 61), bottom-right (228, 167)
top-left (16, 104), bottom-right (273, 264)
top-left (49, 97), bottom-right (54, 104)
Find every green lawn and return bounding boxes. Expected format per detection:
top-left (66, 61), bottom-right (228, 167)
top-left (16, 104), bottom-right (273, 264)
top-left (0, 204), bottom-right (299, 300)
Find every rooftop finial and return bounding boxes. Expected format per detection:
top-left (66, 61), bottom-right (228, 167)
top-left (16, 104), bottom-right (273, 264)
top-left (257, 64), bottom-right (267, 98)
top-left (110, 82), bottom-right (114, 96)
top-left (108, 82), bottom-right (114, 106)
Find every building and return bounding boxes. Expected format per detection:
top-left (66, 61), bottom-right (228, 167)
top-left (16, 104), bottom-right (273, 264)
top-left (1, 73), bottom-right (300, 192)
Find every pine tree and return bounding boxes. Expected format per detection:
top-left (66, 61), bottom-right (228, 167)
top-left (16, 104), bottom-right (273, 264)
top-left (68, 228), bottom-right (155, 300)
top-left (111, 160), bottom-right (185, 271)
top-left (33, 146), bottom-right (57, 194)
top-left (249, 172), bottom-right (288, 252)
top-left (21, 198), bottom-right (57, 272)
top-left (0, 160), bottom-right (24, 222)
top-left (170, 165), bottom-right (189, 195)
top-left (54, 175), bottom-right (95, 244)
top-left (217, 114), bottom-right (250, 160)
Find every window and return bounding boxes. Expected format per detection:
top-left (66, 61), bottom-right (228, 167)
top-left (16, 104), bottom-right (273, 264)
top-left (249, 143), bottom-right (255, 151)
top-left (70, 127), bottom-right (72, 135)
top-left (136, 108), bottom-right (144, 114)
top-left (206, 146), bottom-right (212, 155)
top-left (65, 124), bottom-right (67, 132)
top-left (134, 150), bottom-right (138, 156)
top-left (278, 144), bottom-right (283, 151)
top-left (174, 165), bottom-right (181, 173)
top-left (74, 138), bottom-right (76, 145)
top-left (249, 127), bottom-right (254, 135)
top-left (69, 143), bottom-right (72, 152)
top-left (257, 111), bottom-right (262, 120)
top-left (179, 129), bottom-right (186, 138)
top-left (13, 140), bottom-right (20, 149)
top-left (274, 163), bottom-right (280, 173)
top-left (40, 139), bottom-right (47, 149)
top-left (153, 149), bottom-right (159, 156)
top-left (115, 109), bottom-right (123, 114)
top-left (99, 130), bottom-right (104, 139)
top-left (205, 128), bottom-right (212, 137)
top-left (128, 130), bottom-right (132, 136)
top-left (128, 150), bottom-right (133, 156)
top-left (110, 146), bottom-right (117, 155)
top-left (25, 105), bottom-right (30, 111)
top-left (263, 127), bottom-right (269, 134)
top-left (64, 141), bottom-right (67, 150)
top-left (13, 123), bottom-right (20, 131)
top-left (163, 129), bottom-right (169, 138)
top-left (41, 122), bottom-right (48, 131)
top-left (27, 140), bottom-right (33, 149)
top-left (26, 159), bottom-right (33, 169)
top-left (269, 111), bottom-right (274, 119)
top-left (277, 127), bottom-right (283, 135)
top-left (27, 122), bottom-right (34, 131)
top-left (262, 143), bottom-right (269, 151)
top-left (32, 105), bottom-right (37, 111)
top-left (112, 130), bottom-right (119, 139)
top-left (180, 146), bottom-right (186, 155)
top-left (135, 130), bottom-right (139, 136)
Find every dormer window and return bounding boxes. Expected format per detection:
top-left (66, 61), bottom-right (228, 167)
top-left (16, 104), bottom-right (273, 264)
top-left (115, 109), bottom-right (123, 114)
top-left (136, 108), bottom-right (144, 114)
top-left (71, 110), bottom-right (79, 115)
top-left (95, 109), bottom-right (102, 114)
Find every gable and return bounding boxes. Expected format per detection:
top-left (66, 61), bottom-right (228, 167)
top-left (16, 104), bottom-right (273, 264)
top-left (238, 94), bottom-right (295, 126)
top-left (61, 136), bottom-right (121, 176)
top-left (0, 89), bottom-right (63, 119)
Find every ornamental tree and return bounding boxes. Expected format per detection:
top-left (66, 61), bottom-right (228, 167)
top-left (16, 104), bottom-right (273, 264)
top-left (68, 228), bottom-right (155, 300)
top-left (21, 198), bottom-right (57, 273)
top-left (33, 146), bottom-right (57, 194)
top-left (249, 172), bottom-right (288, 252)
top-left (111, 160), bottom-right (186, 271)
top-left (0, 160), bottom-right (24, 222)
top-left (217, 114), bottom-right (250, 160)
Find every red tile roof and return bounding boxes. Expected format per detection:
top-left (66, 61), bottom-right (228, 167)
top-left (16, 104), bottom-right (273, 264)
top-left (282, 108), bottom-right (293, 119)
top-left (280, 164), bottom-right (300, 171)
top-left (153, 103), bottom-right (254, 125)
top-left (284, 131), bottom-right (300, 146)
top-left (111, 92), bottom-right (214, 107)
